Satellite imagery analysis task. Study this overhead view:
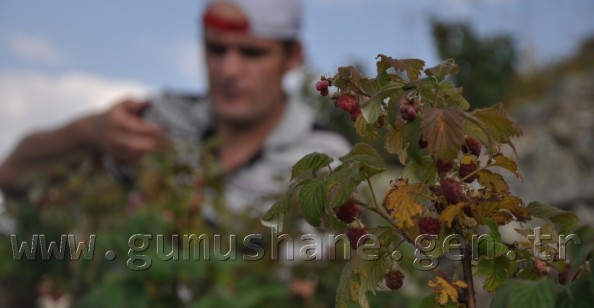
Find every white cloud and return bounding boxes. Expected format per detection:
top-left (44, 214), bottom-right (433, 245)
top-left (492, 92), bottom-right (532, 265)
top-left (0, 71), bottom-right (151, 160)
top-left (6, 33), bottom-right (65, 66)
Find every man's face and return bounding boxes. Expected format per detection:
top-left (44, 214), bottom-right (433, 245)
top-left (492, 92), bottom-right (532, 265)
top-left (204, 29), bottom-right (300, 126)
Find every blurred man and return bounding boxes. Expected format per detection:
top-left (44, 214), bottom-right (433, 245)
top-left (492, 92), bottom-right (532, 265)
top-left (0, 0), bottom-right (349, 212)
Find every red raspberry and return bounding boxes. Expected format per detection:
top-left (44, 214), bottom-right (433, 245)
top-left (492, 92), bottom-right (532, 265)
top-left (350, 109), bottom-right (362, 122)
top-left (435, 159), bottom-right (453, 173)
top-left (384, 270), bottom-right (405, 290)
top-left (375, 115), bottom-right (386, 128)
top-left (532, 259), bottom-right (548, 275)
top-left (418, 136), bottom-right (428, 148)
top-left (404, 107), bottom-right (417, 121)
top-left (441, 178), bottom-right (463, 204)
top-left (315, 80), bottom-right (329, 91)
top-left (320, 88), bottom-right (329, 96)
top-left (346, 228), bottom-right (368, 250)
top-left (459, 162), bottom-right (478, 183)
top-left (418, 217), bottom-right (441, 235)
top-left (335, 202), bottom-right (360, 224)
top-left (462, 137), bottom-right (481, 156)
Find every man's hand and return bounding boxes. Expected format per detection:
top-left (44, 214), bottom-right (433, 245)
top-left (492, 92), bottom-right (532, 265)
top-left (94, 99), bottom-right (169, 163)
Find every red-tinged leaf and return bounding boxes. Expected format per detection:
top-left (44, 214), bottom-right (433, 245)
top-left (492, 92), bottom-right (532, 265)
top-left (420, 107), bottom-right (466, 163)
top-left (375, 54), bottom-right (425, 81)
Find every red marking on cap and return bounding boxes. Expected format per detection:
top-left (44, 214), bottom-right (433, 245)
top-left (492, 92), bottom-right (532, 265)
top-left (203, 10), bottom-right (249, 32)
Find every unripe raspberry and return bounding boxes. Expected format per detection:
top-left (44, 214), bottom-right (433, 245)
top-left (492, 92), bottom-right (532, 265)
top-left (459, 162), bottom-right (478, 183)
top-left (441, 178), bottom-right (463, 204)
top-left (335, 202), bottom-right (360, 224)
top-left (435, 159), bottom-right (453, 173)
top-left (384, 270), bottom-right (405, 290)
top-left (462, 137), bottom-right (481, 156)
top-left (418, 217), bottom-right (441, 236)
top-left (346, 228), bottom-right (368, 250)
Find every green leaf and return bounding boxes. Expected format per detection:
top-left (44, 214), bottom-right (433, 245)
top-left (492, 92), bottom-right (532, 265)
top-left (555, 278), bottom-right (594, 308)
top-left (526, 202), bottom-right (580, 234)
top-left (325, 164), bottom-right (362, 208)
top-left (476, 256), bottom-right (510, 292)
top-left (424, 58), bottom-right (459, 80)
top-left (376, 54), bottom-right (425, 80)
top-left (291, 152), bottom-right (334, 180)
top-left (491, 279), bottom-right (558, 308)
top-left (355, 115), bottom-right (379, 140)
top-left (420, 107), bottom-right (466, 163)
top-left (297, 178), bottom-right (325, 227)
top-left (340, 143), bottom-right (386, 178)
top-left (438, 80), bottom-right (470, 110)
top-left (403, 117), bottom-right (424, 165)
top-left (261, 193), bottom-right (292, 231)
top-left (470, 103), bottom-right (522, 146)
top-left (403, 155), bottom-right (437, 184)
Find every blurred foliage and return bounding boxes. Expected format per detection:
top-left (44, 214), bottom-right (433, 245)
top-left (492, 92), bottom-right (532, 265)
top-left (431, 21), bottom-right (517, 109)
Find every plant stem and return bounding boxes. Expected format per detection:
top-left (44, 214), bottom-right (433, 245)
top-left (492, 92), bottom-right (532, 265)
top-left (453, 221), bottom-right (476, 308)
top-left (366, 178), bottom-right (380, 209)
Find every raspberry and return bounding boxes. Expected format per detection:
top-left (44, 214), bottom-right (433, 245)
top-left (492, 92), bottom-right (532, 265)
top-left (315, 80), bottom-right (329, 91)
top-left (346, 228), bottom-right (368, 250)
top-left (399, 97), bottom-right (417, 121)
top-left (337, 94), bottom-right (361, 122)
top-left (320, 88), bottom-right (329, 96)
top-left (335, 202), bottom-right (360, 224)
top-left (375, 115), bottom-right (386, 128)
top-left (418, 136), bottom-right (428, 148)
top-left (462, 137), bottom-right (481, 156)
top-left (350, 109), bottom-right (361, 122)
top-left (435, 159), bottom-right (453, 173)
top-left (441, 178), bottom-right (463, 204)
top-left (405, 107), bottom-right (417, 121)
top-left (532, 259), bottom-right (548, 275)
top-left (459, 162), bottom-right (478, 183)
top-left (418, 217), bottom-right (441, 236)
top-left (384, 270), bottom-right (405, 290)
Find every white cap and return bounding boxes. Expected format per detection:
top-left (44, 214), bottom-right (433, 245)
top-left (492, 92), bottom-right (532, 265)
top-left (202, 0), bottom-right (302, 40)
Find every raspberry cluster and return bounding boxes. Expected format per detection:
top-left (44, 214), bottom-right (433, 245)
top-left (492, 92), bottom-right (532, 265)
top-left (418, 217), bottom-right (441, 235)
top-left (384, 270), bottom-right (405, 290)
top-left (335, 201), bottom-right (360, 224)
top-left (315, 79), bottom-right (331, 96)
top-left (459, 161), bottom-right (478, 183)
top-left (346, 228), bottom-right (368, 250)
top-left (462, 137), bottom-right (481, 156)
top-left (337, 94), bottom-right (362, 122)
top-left (399, 97), bottom-right (420, 122)
top-left (435, 159), bottom-right (453, 173)
top-left (441, 178), bottom-right (463, 204)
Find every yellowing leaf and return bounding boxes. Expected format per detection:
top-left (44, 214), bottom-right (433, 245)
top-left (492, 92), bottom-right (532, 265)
top-left (476, 169), bottom-right (509, 195)
top-left (489, 153), bottom-right (523, 181)
top-left (427, 276), bottom-right (467, 305)
top-left (382, 179), bottom-right (426, 229)
top-left (384, 125), bottom-right (408, 165)
top-left (439, 202), bottom-right (465, 228)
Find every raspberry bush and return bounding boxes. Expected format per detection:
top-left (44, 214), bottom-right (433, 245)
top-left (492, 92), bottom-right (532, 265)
top-left (262, 55), bottom-right (592, 307)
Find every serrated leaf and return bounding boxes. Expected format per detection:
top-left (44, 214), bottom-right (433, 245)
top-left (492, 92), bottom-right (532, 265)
top-left (418, 294), bottom-right (459, 308)
top-left (436, 79), bottom-right (470, 110)
top-left (382, 179), bottom-right (426, 229)
top-left (424, 58), bottom-right (459, 80)
top-left (340, 143), bottom-right (386, 178)
top-left (470, 103), bottom-right (522, 147)
top-left (376, 54), bottom-right (425, 80)
top-left (420, 107), bottom-right (466, 163)
top-left (297, 178), bottom-right (325, 227)
top-left (526, 202), bottom-right (580, 234)
top-left (439, 202), bottom-right (465, 228)
top-left (476, 169), bottom-right (510, 195)
top-left (475, 195), bottom-right (530, 225)
top-left (476, 256), bottom-right (509, 292)
top-left (362, 80), bottom-right (405, 123)
top-left (336, 254), bottom-right (388, 308)
top-left (385, 124), bottom-right (408, 165)
top-left (261, 193), bottom-right (291, 231)
top-left (427, 276), bottom-right (467, 305)
top-left (403, 155), bottom-right (437, 184)
top-left (490, 279), bottom-right (557, 308)
top-left (489, 153), bottom-right (523, 181)
top-left (555, 278), bottom-right (593, 308)
top-left (291, 152), bottom-right (334, 180)
top-left (325, 165), bottom-right (362, 208)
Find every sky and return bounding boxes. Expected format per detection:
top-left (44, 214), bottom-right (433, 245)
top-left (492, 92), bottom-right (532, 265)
top-left (0, 0), bottom-right (593, 160)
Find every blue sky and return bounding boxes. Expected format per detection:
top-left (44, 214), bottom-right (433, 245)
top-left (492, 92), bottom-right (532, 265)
top-left (0, 0), bottom-right (593, 158)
